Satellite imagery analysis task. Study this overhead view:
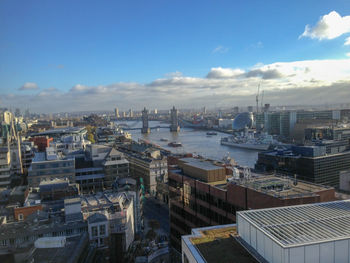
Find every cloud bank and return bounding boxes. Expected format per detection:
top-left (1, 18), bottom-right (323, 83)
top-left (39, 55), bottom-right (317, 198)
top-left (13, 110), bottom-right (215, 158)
top-left (3, 59), bottom-right (350, 113)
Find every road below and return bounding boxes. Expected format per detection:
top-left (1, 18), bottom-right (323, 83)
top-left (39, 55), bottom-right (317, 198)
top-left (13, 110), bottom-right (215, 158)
top-left (143, 196), bottom-right (170, 236)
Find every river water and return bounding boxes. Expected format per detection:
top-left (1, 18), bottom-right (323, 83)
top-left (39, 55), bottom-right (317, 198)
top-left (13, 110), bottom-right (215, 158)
top-left (117, 121), bottom-right (258, 168)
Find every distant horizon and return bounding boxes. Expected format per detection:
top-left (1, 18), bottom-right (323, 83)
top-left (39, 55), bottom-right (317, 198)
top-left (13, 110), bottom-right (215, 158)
top-left (3, 101), bottom-right (350, 116)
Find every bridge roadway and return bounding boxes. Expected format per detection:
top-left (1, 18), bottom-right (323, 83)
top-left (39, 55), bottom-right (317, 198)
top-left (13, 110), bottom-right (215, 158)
top-left (122, 125), bottom-right (170, 131)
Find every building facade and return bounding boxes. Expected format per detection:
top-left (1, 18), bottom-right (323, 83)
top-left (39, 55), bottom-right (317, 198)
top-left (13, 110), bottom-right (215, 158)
top-left (28, 147), bottom-right (75, 187)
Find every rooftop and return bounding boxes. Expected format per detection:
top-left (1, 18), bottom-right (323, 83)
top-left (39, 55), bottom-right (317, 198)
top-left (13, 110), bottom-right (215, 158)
top-left (30, 233), bottom-right (89, 263)
top-left (183, 224), bottom-right (258, 263)
top-left (179, 157), bottom-right (223, 171)
top-left (230, 174), bottom-right (332, 199)
top-left (32, 127), bottom-right (86, 137)
top-left (238, 200), bottom-right (350, 248)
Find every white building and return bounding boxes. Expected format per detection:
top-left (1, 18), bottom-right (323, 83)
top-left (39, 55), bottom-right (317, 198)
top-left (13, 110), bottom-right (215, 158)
top-left (182, 200), bottom-right (350, 263)
top-left (237, 200), bottom-right (350, 263)
top-left (218, 118), bottom-right (233, 129)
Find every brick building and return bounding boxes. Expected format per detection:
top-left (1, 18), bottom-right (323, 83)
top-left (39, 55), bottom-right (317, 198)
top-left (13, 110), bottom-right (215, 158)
top-left (169, 157), bottom-right (336, 251)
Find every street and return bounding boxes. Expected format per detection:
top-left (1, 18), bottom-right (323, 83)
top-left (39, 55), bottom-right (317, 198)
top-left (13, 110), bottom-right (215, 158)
top-left (143, 196), bottom-right (170, 236)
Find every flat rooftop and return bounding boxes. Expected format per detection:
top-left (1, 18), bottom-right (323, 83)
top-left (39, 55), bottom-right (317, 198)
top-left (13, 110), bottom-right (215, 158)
top-left (179, 157), bottom-right (223, 171)
top-left (32, 127), bottom-right (86, 137)
top-left (238, 200), bottom-right (350, 248)
top-left (231, 174), bottom-right (332, 198)
top-left (184, 225), bottom-right (258, 263)
top-left (30, 234), bottom-right (88, 263)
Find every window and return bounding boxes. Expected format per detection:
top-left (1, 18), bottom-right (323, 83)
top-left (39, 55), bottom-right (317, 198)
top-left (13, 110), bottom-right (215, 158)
top-left (92, 226), bottom-right (98, 237)
top-left (99, 238), bottom-right (104, 246)
top-left (18, 214), bottom-right (24, 221)
top-left (99, 224), bottom-right (106, 236)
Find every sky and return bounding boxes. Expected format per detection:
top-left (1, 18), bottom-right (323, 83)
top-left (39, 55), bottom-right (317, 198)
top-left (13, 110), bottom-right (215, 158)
top-left (1, 0), bottom-right (350, 113)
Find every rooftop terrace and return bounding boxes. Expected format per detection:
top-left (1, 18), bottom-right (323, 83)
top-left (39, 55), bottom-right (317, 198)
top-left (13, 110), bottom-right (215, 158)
top-left (183, 224), bottom-right (258, 263)
top-left (231, 174), bottom-right (332, 199)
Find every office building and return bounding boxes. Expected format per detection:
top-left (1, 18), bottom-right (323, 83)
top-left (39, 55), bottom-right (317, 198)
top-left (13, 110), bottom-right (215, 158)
top-left (103, 148), bottom-right (129, 188)
top-left (118, 143), bottom-right (168, 197)
top-left (28, 147), bottom-right (75, 187)
top-left (169, 157), bottom-right (335, 251)
top-left (256, 144), bottom-right (350, 187)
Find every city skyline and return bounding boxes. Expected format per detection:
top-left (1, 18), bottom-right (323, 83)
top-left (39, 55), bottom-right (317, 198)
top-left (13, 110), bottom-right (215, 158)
top-left (1, 1), bottom-right (350, 112)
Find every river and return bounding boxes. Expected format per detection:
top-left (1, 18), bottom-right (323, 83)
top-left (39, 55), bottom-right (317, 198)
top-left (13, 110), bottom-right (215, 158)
top-left (117, 121), bottom-right (258, 168)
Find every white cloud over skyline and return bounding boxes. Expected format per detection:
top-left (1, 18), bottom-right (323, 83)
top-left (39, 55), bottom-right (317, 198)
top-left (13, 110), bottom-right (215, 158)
top-left (19, 82), bottom-right (39, 91)
top-left (300, 11), bottom-right (350, 41)
top-left (2, 58), bottom-right (350, 113)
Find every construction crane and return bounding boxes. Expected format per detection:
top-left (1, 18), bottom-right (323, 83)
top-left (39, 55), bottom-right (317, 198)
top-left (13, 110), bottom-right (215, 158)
top-left (256, 83), bottom-right (260, 113)
top-left (260, 90), bottom-right (264, 112)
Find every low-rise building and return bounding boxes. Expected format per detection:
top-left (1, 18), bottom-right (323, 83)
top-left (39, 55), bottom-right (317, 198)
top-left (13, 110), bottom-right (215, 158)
top-left (118, 144), bottom-right (168, 197)
top-left (103, 148), bottom-right (129, 189)
top-left (81, 191), bottom-right (135, 262)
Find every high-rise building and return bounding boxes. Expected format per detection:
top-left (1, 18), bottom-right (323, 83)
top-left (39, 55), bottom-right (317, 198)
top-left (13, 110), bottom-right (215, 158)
top-left (114, 107), bottom-right (119, 118)
top-left (128, 109), bottom-right (133, 118)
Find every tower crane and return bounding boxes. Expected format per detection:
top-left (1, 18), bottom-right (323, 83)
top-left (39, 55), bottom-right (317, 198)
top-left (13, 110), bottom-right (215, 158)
top-left (256, 83), bottom-right (260, 113)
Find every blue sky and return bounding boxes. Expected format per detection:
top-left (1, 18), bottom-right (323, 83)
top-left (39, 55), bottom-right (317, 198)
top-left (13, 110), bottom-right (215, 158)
top-left (1, 0), bottom-right (350, 112)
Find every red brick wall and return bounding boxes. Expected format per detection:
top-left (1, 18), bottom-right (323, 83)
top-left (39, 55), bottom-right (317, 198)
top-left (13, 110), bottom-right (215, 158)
top-left (30, 137), bottom-right (53, 152)
top-left (14, 205), bottom-right (42, 221)
top-left (226, 183), bottom-right (335, 210)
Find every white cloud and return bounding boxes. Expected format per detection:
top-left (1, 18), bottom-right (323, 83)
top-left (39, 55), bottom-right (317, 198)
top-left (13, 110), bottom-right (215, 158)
top-left (5, 59), bottom-right (350, 112)
top-left (300, 11), bottom-right (350, 40)
top-left (346, 53), bottom-right (350, 57)
top-left (19, 82), bottom-right (39, 91)
top-left (345, 36), bottom-right (350, 45)
top-left (207, 67), bottom-right (245, 78)
top-left (212, 45), bottom-right (229, 53)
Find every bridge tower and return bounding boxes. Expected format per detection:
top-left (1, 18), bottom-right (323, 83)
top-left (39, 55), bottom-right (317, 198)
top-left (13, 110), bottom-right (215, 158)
top-left (141, 107), bottom-right (151, 134)
top-left (170, 106), bottom-right (180, 132)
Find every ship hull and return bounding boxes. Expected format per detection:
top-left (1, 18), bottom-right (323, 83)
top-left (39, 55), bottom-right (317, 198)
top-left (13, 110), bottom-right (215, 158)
top-left (221, 140), bottom-right (270, 151)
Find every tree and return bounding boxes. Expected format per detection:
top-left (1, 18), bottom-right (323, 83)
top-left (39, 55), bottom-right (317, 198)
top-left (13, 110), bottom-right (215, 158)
top-left (148, 219), bottom-right (160, 231)
top-left (87, 133), bottom-right (95, 143)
